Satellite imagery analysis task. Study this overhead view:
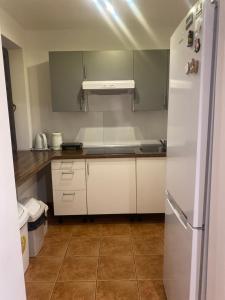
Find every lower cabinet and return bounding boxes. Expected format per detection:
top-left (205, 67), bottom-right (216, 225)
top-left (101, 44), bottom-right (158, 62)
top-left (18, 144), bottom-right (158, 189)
top-left (51, 160), bottom-right (87, 215)
top-left (136, 157), bottom-right (166, 213)
top-left (51, 157), bottom-right (166, 216)
top-left (86, 158), bottom-right (136, 214)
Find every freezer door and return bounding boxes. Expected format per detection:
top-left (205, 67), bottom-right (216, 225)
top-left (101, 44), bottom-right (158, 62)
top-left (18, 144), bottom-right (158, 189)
top-left (167, 0), bottom-right (217, 227)
top-left (163, 198), bottom-right (202, 300)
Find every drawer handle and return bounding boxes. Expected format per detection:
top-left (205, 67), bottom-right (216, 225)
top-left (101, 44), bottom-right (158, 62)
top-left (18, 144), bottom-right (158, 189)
top-left (61, 192), bottom-right (75, 202)
top-left (63, 192), bottom-right (75, 196)
top-left (62, 171), bottom-right (74, 175)
top-left (61, 162), bottom-right (73, 169)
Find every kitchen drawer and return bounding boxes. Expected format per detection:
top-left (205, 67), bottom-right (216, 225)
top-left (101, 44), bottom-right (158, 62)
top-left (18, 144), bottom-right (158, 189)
top-left (51, 159), bottom-right (85, 170)
top-left (53, 190), bottom-right (87, 215)
top-left (52, 169), bottom-right (86, 191)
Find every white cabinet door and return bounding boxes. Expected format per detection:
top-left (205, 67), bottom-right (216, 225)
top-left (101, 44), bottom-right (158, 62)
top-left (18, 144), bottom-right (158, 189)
top-left (86, 158), bottom-right (136, 214)
top-left (53, 190), bottom-right (87, 215)
top-left (137, 157), bottom-right (166, 213)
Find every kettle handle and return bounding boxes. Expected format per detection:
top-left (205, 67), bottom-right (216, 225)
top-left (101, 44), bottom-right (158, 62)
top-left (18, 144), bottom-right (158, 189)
top-left (40, 133), bottom-right (48, 149)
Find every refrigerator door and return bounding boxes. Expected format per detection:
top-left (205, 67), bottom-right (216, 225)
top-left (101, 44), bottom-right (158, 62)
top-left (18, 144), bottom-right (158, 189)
top-left (166, 0), bottom-right (217, 227)
top-left (164, 198), bottom-right (202, 300)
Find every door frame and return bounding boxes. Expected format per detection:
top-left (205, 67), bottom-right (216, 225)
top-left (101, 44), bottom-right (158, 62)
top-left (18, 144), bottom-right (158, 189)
top-left (0, 36), bottom-right (26, 299)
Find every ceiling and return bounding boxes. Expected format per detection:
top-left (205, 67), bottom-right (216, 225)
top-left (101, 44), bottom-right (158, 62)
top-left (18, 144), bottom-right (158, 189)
top-left (0, 0), bottom-right (193, 31)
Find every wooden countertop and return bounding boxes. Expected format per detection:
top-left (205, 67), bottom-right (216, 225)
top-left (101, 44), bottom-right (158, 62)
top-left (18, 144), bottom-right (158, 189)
top-left (14, 149), bottom-right (166, 187)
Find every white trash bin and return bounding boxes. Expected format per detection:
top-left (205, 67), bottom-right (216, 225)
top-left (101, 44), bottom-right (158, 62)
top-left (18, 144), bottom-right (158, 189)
top-left (18, 203), bottom-right (29, 272)
top-left (22, 198), bottom-right (48, 257)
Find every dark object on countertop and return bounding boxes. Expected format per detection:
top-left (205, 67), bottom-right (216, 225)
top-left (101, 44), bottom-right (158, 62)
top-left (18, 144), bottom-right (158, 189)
top-left (61, 142), bottom-right (83, 151)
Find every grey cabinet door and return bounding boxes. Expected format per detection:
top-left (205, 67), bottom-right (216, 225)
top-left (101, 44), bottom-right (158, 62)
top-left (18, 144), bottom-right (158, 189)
top-left (133, 50), bottom-right (169, 111)
top-left (49, 51), bottom-right (84, 112)
top-left (83, 50), bottom-right (133, 80)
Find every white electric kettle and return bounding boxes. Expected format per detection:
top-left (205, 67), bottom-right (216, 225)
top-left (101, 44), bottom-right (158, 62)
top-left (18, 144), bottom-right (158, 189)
top-left (34, 133), bottom-right (48, 150)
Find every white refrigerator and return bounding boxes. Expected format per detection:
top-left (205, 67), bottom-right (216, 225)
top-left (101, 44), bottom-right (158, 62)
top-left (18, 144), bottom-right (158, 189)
top-left (163, 1), bottom-right (218, 300)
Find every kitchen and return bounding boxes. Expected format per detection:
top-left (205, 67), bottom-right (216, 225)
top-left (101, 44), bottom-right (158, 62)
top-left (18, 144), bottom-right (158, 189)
top-left (0, 1), bottom-right (224, 300)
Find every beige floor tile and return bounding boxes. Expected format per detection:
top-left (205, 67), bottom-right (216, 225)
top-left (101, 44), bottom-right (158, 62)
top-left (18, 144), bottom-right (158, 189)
top-left (38, 239), bottom-right (69, 257)
top-left (72, 224), bottom-right (102, 237)
top-left (100, 223), bottom-right (131, 236)
top-left (131, 223), bottom-right (164, 237)
top-left (25, 282), bottom-right (54, 300)
top-left (138, 280), bottom-right (167, 300)
top-left (133, 236), bottom-right (164, 255)
top-left (100, 237), bottom-right (132, 256)
top-left (58, 256), bottom-right (98, 281)
top-left (25, 257), bottom-right (63, 282)
top-left (51, 281), bottom-right (96, 300)
top-left (96, 280), bottom-right (139, 300)
top-left (66, 237), bottom-right (100, 256)
top-left (135, 255), bottom-right (163, 280)
top-left (45, 230), bottom-right (72, 242)
top-left (98, 256), bottom-right (135, 280)
top-left (48, 224), bottom-right (75, 234)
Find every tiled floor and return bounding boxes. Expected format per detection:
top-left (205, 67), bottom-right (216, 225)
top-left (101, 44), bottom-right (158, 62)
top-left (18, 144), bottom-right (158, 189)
top-left (25, 216), bottom-right (167, 300)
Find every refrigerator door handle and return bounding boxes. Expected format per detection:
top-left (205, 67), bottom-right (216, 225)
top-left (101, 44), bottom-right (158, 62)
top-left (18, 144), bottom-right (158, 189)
top-left (167, 198), bottom-right (188, 230)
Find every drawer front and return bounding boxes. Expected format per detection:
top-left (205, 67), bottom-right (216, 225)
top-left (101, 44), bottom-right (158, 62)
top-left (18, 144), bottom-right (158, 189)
top-left (52, 169), bottom-right (86, 191)
top-left (51, 159), bottom-right (85, 170)
top-left (53, 190), bottom-right (87, 215)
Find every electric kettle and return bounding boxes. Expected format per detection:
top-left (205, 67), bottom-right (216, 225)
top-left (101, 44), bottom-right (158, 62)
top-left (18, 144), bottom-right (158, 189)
top-left (34, 133), bottom-right (48, 150)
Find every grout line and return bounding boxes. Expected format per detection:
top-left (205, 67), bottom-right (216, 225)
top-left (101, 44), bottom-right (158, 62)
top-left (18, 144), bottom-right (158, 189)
top-left (131, 231), bottom-right (141, 300)
top-left (95, 239), bottom-right (101, 300)
top-left (49, 231), bottom-right (73, 300)
top-left (131, 234), bottom-right (141, 300)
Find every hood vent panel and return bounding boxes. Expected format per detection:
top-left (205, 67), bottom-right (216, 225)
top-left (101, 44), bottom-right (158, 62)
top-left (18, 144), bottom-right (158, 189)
top-left (82, 80), bottom-right (135, 90)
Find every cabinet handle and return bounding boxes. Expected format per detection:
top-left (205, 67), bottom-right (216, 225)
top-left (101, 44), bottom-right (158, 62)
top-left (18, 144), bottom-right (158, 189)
top-left (132, 89), bottom-right (136, 112)
top-left (63, 192), bottom-right (75, 196)
top-left (87, 162), bottom-right (90, 176)
top-left (163, 94), bottom-right (167, 109)
top-left (80, 90), bottom-right (87, 112)
top-left (83, 65), bottom-right (87, 80)
top-left (62, 171), bottom-right (74, 175)
top-left (80, 90), bottom-right (84, 111)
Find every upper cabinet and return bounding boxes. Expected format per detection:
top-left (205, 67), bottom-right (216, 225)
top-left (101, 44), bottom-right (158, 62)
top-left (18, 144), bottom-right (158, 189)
top-left (49, 50), bottom-right (169, 112)
top-left (133, 50), bottom-right (169, 111)
top-left (83, 50), bottom-right (133, 81)
top-left (49, 51), bottom-right (85, 112)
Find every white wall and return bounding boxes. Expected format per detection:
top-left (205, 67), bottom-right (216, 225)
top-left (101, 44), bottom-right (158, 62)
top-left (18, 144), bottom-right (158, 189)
top-left (0, 8), bottom-right (32, 149)
top-left (0, 33), bottom-right (26, 300)
top-left (206, 1), bottom-right (225, 299)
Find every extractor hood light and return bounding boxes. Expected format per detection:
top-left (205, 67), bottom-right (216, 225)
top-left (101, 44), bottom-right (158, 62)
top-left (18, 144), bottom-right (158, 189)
top-left (82, 80), bottom-right (135, 90)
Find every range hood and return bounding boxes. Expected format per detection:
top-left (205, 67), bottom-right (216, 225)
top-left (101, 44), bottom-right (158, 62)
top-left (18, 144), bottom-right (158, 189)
top-left (82, 80), bottom-right (135, 90)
